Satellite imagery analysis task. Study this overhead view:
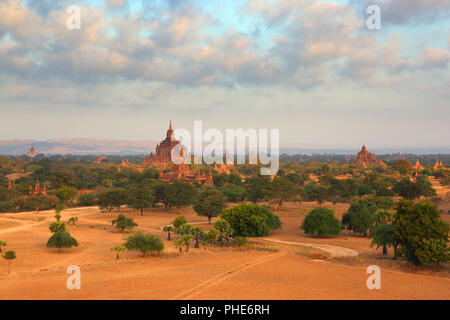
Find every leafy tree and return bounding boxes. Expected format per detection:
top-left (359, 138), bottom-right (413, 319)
top-left (127, 186), bottom-right (155, 216)
top-left (123, 232), bottom-right (164, 256)
top-left (49, 171), bottom-right (76, 188)
top-left (96, 188), bottom-right (129, 216)
top-left (163, 226), bottom-right (173, 241)
top-left (416, 176), bottom-right (437, 199)
top-left (112, 214), bottom-right (138, 232)
top-left (206, 229), bottom-right (219, 247)
top-left (49, 222), bottom-right (66, 233)
top-left (55, 186), bottom-right (78, 204)
top-left (221, 185), bottom-right (245, 202)
top-left (393, 200), bottom-right (449, 265)
top-left (393, 179), bottom-right (422, 200)
top-left (110, 246), bottom-right (127, 260)
top-left (302, 182), bottom-right (330, 206)
top-left (47, 232), bottom-right (79, 253)
top-left (174, 234), bottom-right (193, 252)
top-left (234, 236), bottom-right (247, 247)
top-left (78, 193), bottom-right (95, 206)
top-left (172, 216), bottom-right (188, 229)
top-left (301, 208), bottom-right (342, 238)
top-left (194, 187), bottom-right (227, 224)
top-left (370, 224), bottom-right (397, 255)
top-left (268, 177), bottom-right (300, 209)
top-left (244, 176), bottom-right (272, 203)
top-left (0, 240), bottom-right (6, 253)
top-left (165, 181), bottom-right (197, 210)
top-left (2, 250), bottom-right (16, 274)
top-left (349, 206), bottom-right (376, 237)
top-left (214, 220), bottom-right (234, 247)
top-left (191, 226), bottom-right (205, 249)
top-left (221, 204), bottom-right (281, 237)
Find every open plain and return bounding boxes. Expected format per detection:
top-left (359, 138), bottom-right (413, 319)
top-left (0, 202), bottom-right (449, 300)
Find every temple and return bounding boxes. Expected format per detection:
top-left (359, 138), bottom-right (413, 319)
top-left (353, 145), bottom-right (382, 167)
top-left (213, 163), bottom-right (232, 175)
top-left (143, 121), bottom-right (180, 165)
top-left (29, 179), bottom-right (46, 196)
top-left (434, 161), bottom-right (444, 171)
top-left (25, 145), bottom-right (39, 162)
top-left (8, 179), bottom-right (12, 190)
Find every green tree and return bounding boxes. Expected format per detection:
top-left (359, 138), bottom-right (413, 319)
top-left (172, 216), bottom-right (188, 229)
top-left (301, 208), bottom-right (342, 238)
top-left (110, 246), bottom-right (127, 260)
top-left (163, 226), bottom-right (173, 241)
top-left (174, 234), bottom-right (193, 252)
top-left (194, 187), bottom-right (227, 224)
top-left (233, 236), bottom-right (247, 247)
top-left (214, 219), bottom-right (234, 247)
top-left (112, 214), bottom-right (138, 232)
top-left (221, 204), bottom-right (281, 237)
top-left (78, 193), bottom-right (95, 206)
top-left (49, 171), bottom-right (76, 188)
top-left (123, 232), bottom-right (164, 256)
top-left (393, 179), bottom-right (422, 200)
top-left (191, 226), bottom-right (205, 249)
top-left (370, 224), bottom-right (397, 255)
top-left (393, 200), bottom-right (449, 265)
top-left (49, 222), bottom-right (66, 233)
top-left (165, 181), bottom-right (197, 210)
top-left (55, 186), bottom-right (78, 204)
top-left (96, 188), bottom-right (129, 216)
top-left (2, 250), bottom-right (16, 274)
top-left (127, 186), bottom-right (155, 216)
top-left (206, 229), bottom-right (219, 247)
top-left (268, 177), bottom-right (300, 210)
top-left (47, 232), bottom-right (79, 253)
top-left (244, 176), bottom-right (272, 203)
top-left (0, 240), bottom-right (6, 253)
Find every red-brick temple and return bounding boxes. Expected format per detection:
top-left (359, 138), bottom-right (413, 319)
top-left (353, 145), bottom-right (382, 167)
top-left (29, 179), bottom-right (46, 196)
top-left (434, 161), bottom-right (444, 171)
top-left (143, 121), bottom-right (180, 165)
top-left (94, 156), bottom-right (106, 164)
top-left (213, 163), bottom-right (232, 175)
top-left (159, 163), bottom-right (213, 185)
top-left (8, 179), bottom-right (12, 190)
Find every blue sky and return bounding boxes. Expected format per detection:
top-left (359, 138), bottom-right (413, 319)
top-left (0, 0), bottom-right (449, 149)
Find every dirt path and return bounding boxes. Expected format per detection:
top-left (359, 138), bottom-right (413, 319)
top-left (0, 220), bottom-right (47, 235)
top-left (262, 238), bottom-right (359, 258)
top-left (170, 251), bottom-right (286, 300)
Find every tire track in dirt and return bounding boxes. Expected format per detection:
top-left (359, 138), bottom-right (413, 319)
top-left (170, 251), bottom-right (286, 300)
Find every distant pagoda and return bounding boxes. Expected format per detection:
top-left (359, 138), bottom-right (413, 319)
top-left (353, 145), bottom-right (382, 167)
top-left (25, 145), bottom-right (39, 161)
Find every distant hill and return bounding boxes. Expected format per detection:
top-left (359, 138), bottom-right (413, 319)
top-left (0, 139), bottom-right (158, 155)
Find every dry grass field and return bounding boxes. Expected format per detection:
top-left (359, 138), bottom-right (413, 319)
top-left (0, 202), bottom-right (449, 300)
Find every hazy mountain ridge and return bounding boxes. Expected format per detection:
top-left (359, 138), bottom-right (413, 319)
top-left (0, 139), bottom-right (448, 156)
top-left (0, 139), bottom-right (158, 155)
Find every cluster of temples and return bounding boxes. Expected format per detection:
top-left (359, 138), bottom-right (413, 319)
top-left (29, 179), bottom-right (46, 196)
top-left (159, 163), bottom-right (214, 185)
top-left (353, 145), bottom-right (382, 167)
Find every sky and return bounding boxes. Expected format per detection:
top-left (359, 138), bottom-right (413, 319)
top-left (0, 0), bottom-right (449, 149)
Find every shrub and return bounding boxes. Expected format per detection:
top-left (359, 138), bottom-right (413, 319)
top-left (124, 232), bottom-right (164, 256)
top-left (112, 214), bottom-right (137, 232)
top-left (234, 236), bottom-right (247, 247)
top-left (47, 232), bottom-right (79, 252)
top-left (301, 208), bottom-right (342, 237)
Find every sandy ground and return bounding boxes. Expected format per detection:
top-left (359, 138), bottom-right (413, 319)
top-left (0, 203), bottom-right (448, 300)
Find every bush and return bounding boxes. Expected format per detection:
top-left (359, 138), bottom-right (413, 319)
top-left (234, 236), bottom-right (247, 247)
top-left (123, 232), bottom-right (164, 256)
top-left (47, 232), bottom-right (79, 252)
top-left (112, 214), bottom-right (138, 232)
top-left (301, 208), bottom-right (342, 237)
top-left (0, 201), bottom-right (14, 213)
top-left (221, 204), bottom-right (281, 237)
top-left (78, 193), bottom-right (96, 206)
